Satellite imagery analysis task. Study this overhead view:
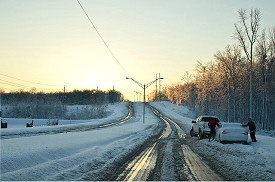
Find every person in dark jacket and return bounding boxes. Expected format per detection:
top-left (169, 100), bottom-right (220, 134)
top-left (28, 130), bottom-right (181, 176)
top-left (208, 118), bottom-right (220, 142)
top-left (243, 118), bottom-right (257, 142)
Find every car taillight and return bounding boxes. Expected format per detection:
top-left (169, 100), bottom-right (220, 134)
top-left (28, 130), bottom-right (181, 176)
top-left (222, 131), bottom-right (229, 134)
top-left (243, 131), bottom-right (248, 135)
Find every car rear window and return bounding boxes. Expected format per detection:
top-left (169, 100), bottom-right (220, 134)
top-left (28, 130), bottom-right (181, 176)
top-left (224, 123), bottom-right (243, 128)
top-left (201, 117), bottom-right (219, 122)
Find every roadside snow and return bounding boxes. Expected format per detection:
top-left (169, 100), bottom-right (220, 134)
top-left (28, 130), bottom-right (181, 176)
top-left (151, 101), bottom-right (275, 181)
top-left (1, 101), bottom-right (274, 181)
top-left (1, 102), bottom-right (128, 136)
top-left (1, 102), bottom-right (160, 181)
top-left (1, 102), bottom-right (128, 129)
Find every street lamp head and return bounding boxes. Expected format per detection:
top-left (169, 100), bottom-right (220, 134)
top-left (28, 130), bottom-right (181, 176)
top-left (159, 77), bottom-right (164, 80)
top-left (126, 77), bottom-right (130, 79)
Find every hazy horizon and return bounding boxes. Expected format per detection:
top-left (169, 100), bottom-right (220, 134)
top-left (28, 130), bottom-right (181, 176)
top-left (1, 0), bottom-right (274, 100)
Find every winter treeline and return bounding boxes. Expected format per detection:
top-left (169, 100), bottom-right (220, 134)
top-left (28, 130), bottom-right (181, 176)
top-left (1, 89), bottom-right (123, 119)
top-left (163, 9), bottom-right (275, 131)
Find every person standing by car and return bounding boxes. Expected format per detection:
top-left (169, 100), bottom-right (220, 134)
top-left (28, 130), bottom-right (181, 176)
top-left (208, 118), bottom-right (220, 142)
top-left (243, 118), bottom-right (257, 142)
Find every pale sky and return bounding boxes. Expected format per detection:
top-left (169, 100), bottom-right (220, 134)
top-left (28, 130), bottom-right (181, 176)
top-left (0, 0), bottom-right (274, 100)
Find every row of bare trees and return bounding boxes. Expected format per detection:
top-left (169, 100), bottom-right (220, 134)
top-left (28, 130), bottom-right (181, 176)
top-left (163, 9), bottom-right (275, 131)
top-left (1, 89), bottom-right (123, 119)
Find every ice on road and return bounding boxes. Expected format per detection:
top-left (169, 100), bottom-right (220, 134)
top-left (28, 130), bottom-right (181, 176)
top-left (1, 101), bottom-right (275, 181)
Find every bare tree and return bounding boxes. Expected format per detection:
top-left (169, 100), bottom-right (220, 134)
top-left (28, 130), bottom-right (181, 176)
top-left (181, 71), bottom-right (193, 84)
top-left (256, 30), bottom-right (268, 128)
top-left (270, 26), bottom-right (275, 49)
top-left (234, 8), bottom-right (261, 118)
top-left (215, 45), bottom-right (244, 122)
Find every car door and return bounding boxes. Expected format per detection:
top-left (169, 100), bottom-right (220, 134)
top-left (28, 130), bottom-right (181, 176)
top-left (215, 123), bottom-right (223, 140)
top-left (193, 117), bottom-right (201, 133)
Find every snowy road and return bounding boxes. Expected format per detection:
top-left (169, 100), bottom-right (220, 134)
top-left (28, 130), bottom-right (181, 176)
top-left (1, 103), bottom-right (162, 181)
top-left (151, 102), bottom-right (275, 181)
top-left (1, 101), bottom-right (275, 181)
top-left (116, 106), bottom-right (223, 181)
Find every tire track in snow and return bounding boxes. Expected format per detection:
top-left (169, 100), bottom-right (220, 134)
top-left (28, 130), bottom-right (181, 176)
top-left (116, 105), bottom-right (223, 181)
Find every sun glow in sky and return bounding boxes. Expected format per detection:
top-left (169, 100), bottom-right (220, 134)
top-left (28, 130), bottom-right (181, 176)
top-left (0, 0), bottom-right (274, 100)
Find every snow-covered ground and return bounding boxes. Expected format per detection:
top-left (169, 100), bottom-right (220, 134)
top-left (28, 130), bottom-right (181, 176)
top-left (1, 102), bottom-right (161, 180)
top-left (151, 101), bottom-right (275, 181)
top-left (1, 102), bottom-right (128, 129)
top-left (1, 101), bottom-right (275, 181)
top-left (1, 102), bottom-right (128, 136)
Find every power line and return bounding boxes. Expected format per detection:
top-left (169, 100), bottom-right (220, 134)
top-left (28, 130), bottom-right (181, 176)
top-left (0, 73), bottom-right (62, 87)
top-left (0, 79), bottom-right (29, 88)
top-left (0, 74), bottom-right (63, 92)
top-left (0, 80), bottom-right (60, 91)
top-left (76, 0), bottom-right (131, 77)
top-left (0, 83), bottom-right (63, 93)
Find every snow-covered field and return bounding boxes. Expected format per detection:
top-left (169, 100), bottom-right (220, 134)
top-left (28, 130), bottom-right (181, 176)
top-left (1, 102), bottom-right (161, 180)
top-left (1, 102), bottom-right (128, 129)
top-left (1, 101), bottom-right (275, 181)
top-left (1, 103), bottom-right (128, 137)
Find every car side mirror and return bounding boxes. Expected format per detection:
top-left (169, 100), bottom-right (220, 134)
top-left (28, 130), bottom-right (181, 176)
top-left (192, 121), bottom-right (196, 123)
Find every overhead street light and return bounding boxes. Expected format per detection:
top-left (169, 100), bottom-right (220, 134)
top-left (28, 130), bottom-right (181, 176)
top-left (134, 91), bottom-right (143, 102)
top-left (126, 76), bottom-right (164, 123)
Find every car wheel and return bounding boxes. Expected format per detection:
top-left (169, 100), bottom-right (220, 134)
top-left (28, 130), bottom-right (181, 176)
top-left (198, 129), bottom-right (203, 140)
top-left (218, 135), bottom-right (222, 143)
top-left (190, 128), bottom-right (194, 137)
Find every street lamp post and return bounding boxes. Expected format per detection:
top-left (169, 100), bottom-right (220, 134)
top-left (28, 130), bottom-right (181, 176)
top-left (0, 93), bottom-right (2, 118)
top-left (134, 91), bottom-right (143, 102)
top-left (126, 77), bottom-right (164, 123)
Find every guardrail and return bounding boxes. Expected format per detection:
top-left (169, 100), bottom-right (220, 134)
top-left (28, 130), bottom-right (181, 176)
top-left (1, 102), bottom-right (134, 139)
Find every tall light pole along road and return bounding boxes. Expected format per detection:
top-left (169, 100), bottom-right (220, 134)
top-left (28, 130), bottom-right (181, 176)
top-left (126, 77), bottom-right (164, 123)
top-left (134, 91), bottom-right (143, 102)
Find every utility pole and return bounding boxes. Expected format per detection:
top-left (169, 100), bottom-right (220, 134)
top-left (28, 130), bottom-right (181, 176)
top-left (134, 91), bottom-right (142, 102)
top-left (143, 83), bottom-right (146, 122)
top-left (63, 85), bottom-right (66, 118)
top-left (112, 85), bottom-right (115, 104)
top-left (126, 76), bottom-right (164, 123)
top-left (155, 74), bottom-right (158, 101)
top-left (159, 73), bottom-right (161, 101)
top-left (0, 92), bottom-right (2, 119)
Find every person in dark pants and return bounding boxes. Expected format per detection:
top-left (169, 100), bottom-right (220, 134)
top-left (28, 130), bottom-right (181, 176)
top-left (243, 118), bottom-right (257, 142)
top-left (208, 118), bottom-right (220, 142)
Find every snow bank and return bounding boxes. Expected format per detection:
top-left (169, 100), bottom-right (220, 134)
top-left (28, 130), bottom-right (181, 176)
top-left (1, 102), bottom-right (128, 136)
top-left (1, 101), bottom-right (274, 181)
top-left (1, 103), bottom-right (160, 181)
top-left (152, 101), bottom-right (275, 181)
